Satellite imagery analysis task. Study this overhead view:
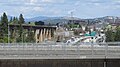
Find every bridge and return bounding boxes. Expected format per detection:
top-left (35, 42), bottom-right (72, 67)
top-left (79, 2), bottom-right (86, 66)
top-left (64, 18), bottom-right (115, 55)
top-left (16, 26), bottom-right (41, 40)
top-left (0, 42), bottom-right (120, 59)
top-left (9, 24), bottom-right (57, 43)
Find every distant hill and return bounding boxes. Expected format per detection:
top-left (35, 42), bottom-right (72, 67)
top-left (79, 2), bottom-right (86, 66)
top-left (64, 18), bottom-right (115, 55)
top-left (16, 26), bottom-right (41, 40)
top-left (43, 17), bottom-right (82, 24)
top-left (25, 16), bottom-right (81, 24)
top-left (1, 15), bottom-right (120, 24)
top-left (24, 16), bottom-right (120, 25)
top-left (25, 16), bottom-right (61, 22)
top-left (93, 16), bottom-right (120, 23)
top-left (43, 18), bottom-right (68, 24)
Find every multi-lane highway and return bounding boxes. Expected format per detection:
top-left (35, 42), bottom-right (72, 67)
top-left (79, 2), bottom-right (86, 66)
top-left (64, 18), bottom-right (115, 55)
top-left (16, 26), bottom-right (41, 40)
top-left (0, 43), bottom-right (120, 59)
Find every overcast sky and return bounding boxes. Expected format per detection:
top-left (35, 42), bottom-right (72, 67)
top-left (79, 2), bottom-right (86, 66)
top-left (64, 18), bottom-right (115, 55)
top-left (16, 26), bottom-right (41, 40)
top-left (0, 0), bottom-right (120, 18)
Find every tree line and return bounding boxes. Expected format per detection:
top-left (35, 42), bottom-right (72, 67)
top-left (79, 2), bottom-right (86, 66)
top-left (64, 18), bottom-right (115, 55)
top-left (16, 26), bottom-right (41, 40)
top-left (105, 26), bottom-right (120, 42)
top-left (0, 12), bottom-right (35, 43)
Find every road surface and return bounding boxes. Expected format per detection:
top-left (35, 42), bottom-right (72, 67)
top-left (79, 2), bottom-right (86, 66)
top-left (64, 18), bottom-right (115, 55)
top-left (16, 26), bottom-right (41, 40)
top-left (0, 44), bottom-right (120, 59)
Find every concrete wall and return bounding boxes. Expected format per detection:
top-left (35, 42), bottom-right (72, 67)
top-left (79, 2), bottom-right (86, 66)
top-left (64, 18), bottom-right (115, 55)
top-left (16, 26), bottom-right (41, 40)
top-left (0, 59), bottom-right (119, 67)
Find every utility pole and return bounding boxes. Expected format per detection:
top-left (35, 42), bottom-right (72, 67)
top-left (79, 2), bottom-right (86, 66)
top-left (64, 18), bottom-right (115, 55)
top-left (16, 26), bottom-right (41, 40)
top-left (71, 12), bottom-right (74, 23)
top-left (71, 11), bottom-right (73, 18)
top-left (114, 17), bottom-right (116, 23)
top-left (104, 56), bottom-right (107, 67)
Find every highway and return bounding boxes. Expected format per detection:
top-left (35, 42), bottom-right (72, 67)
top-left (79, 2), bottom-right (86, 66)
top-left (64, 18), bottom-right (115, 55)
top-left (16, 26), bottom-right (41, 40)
top-left (0, 43), bottom-right (120, 59)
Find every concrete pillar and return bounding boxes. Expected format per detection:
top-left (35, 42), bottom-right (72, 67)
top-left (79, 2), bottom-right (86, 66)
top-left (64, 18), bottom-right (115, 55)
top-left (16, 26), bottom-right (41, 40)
top-left (48, 29), bottom-right (51, 40)
top-left (43, 28), bottom-right (46, 41)
top-left (52, 29), bottom-right (55, 37)
top-left (46, 29), bottom-right (49, 39)
top-left (34, 29), bottom-right (40, 43)
top-left (39, 29), bottom-right (43, 42)
top-left (13, 29), bottom-right (16, 43)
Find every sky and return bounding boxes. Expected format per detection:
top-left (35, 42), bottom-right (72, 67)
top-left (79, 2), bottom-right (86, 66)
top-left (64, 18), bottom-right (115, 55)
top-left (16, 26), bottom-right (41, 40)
top-left (0, 0), bottom-right (120, 19)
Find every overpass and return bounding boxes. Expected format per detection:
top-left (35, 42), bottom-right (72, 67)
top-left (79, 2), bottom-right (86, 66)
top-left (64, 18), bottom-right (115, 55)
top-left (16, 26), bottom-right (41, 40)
top-left (9, 24), bottom-right (57, 43)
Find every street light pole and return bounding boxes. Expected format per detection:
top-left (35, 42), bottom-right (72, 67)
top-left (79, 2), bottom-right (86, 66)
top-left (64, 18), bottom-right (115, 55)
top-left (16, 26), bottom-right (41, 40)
top-left (8, 23), bottom-right (10, 43)
top-left (104, 56), bottom-right (107, 67)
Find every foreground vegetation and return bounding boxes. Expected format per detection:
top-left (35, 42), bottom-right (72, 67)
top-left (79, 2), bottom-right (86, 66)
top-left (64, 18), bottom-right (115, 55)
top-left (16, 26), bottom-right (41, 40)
top-left (0, 12), bottom-right (35, 43)
top-left (105, 26), bottom-right (120, 42)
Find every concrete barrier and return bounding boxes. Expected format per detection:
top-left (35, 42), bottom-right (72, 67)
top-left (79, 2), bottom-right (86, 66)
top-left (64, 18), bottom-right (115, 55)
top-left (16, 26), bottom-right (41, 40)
top-left (0, 59), bottom-right (119, 67)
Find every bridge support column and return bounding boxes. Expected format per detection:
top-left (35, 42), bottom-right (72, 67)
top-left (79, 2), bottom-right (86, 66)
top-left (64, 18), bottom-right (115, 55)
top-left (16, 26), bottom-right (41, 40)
top-left (34, 28), bottom-right (56, 43)
top-left (48, 29), bottom-right (51, 40)
top-left (46, 29), bottom-right (49, 40)
top-left (43, 28), bottom-right (46, 41)
top-left (12, 29), bottom-right (16, 43)
top-left (35, 30), bottom-right (40, 43)
top-left (39, 29), bottom-right (43, 42)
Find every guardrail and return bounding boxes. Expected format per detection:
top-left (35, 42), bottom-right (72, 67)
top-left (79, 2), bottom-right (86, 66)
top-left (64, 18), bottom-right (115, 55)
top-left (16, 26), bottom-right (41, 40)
top-left (0, 42), bottom-right (120, 45)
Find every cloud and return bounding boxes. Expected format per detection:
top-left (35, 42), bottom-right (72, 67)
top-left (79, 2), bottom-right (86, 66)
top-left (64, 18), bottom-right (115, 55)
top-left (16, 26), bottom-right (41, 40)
top-left (30, 0), bottom-right (37, 3)
top-left (113, 0), bottom-right (120, 5)
top-left (67, 9), bottom-right (76, 15)
top-left (17, 6), bottom-right (44, 14)
top-left (42, 0), bottom-right (53, 3)
top-left (29, 0), bottom-right (38, 4)
top-left (1, 0), bottom-right (120, 18)
top-left (0, 2), bottom-right (45, 7)
top-left (33, 7), bottom-right (44, 12)
top-left (42, 0), bottom-right (65, 3)
top-left (11, 6), bottom-right (44, 18)
top-left (74, 0), bottom-right (103, 6)
top-left (0, 0), bottom-right (65, 7)
top-left (0, 13), bottom-right (2, 16)
top-left (19, 7), bottom-right (31, 14)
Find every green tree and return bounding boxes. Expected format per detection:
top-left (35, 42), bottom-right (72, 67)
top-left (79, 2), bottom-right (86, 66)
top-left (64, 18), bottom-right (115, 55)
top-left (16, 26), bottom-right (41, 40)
top-left (1, 12), bottom-right (8, 35)
top-left (79, 24), bottom-right (82, 28)
top-left (18, 14), bottom-right (25, 24)
top-left (12, 17), bottom-right (18, 24)
top-left (9, 17), bottom-right (13, 23)
top-left (25, 28), bottom-right (35, 43)
top-left (17, 14), bottom-right (25, 42)
top-left (48, 22), bottom-right (51, 26)
top-left (9, 17), bottom-right (19, 43)
top-left (74, 30), bottom-right (79, 35)
top-left (12, 17), bottom-right (16, 24)
top-left (0, 12), bottom-right (8, 43)
top-left (15, 17), bottom-right (18, 24)
top-left (105, 29), bottom-right (115, 42)
top-left (114, 27), bottom-right (120, 41)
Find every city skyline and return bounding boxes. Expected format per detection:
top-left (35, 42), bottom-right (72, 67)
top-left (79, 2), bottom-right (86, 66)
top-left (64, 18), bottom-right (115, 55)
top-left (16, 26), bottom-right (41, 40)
top-left (0, 0), bottom-right (120, 18)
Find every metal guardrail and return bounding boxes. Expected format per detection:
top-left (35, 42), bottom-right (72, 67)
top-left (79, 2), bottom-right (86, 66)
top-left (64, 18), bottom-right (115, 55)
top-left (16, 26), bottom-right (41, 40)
top-left (0, 42), bottom-right (120, 45)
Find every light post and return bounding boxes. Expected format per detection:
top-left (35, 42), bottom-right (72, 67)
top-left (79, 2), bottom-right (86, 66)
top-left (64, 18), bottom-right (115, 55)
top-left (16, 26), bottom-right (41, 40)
top-left (22, 32), bottom-right (23, 43)
top-left (22, 31), bottom-right (27, 44)
top-left (104, 56), bottom-right (107, 67)
top-left (8, 23), bottom-right (10, 43)
top-left (104, 43), bottom-right (108, 67)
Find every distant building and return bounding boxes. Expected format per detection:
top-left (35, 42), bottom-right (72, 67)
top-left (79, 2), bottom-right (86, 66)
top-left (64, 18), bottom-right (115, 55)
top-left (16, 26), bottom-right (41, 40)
top-left (54, 27), bottom-right (74, 42)
top-left (84, 31), bottom-right (96, 36)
